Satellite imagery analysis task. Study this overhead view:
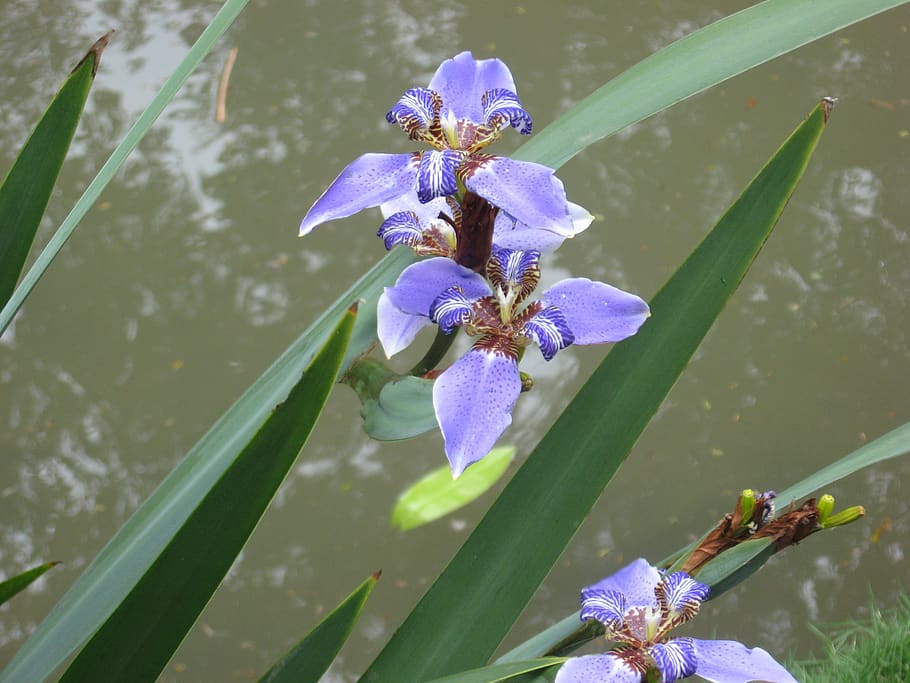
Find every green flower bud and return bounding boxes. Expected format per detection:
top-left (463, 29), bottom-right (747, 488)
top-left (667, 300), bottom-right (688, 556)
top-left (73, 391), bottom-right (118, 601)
top-left (738, 489), bottom-right (756, 529)
top-left (822, 505), bottom-right (865, 528)
top-left (817, 494), bottom-right (835, 525)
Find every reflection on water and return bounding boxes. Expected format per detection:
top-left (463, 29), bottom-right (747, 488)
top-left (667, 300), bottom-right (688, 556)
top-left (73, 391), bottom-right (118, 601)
top-left (1, 1), bottom-right (909, 680)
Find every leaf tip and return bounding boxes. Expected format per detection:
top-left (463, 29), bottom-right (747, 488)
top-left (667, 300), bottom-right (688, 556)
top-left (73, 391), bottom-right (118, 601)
top-left (347, 300), bottom-right (360, 315)
top-left (72, 29), bottom-right (115, 77)
top-left (821, 96), bottom-right (838, 123)
top-left (371, 569), bottom-right (383, 581)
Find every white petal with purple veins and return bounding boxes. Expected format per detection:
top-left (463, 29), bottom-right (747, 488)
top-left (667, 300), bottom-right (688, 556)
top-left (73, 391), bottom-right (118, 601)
top-left (428, 51), bottom-right (519, 124)
top-left (433, 349), bottom-right (521, 477)
top-left (463, 157), bottom-right (575, 235)
top-left (582, 558), bottom-right (661, 609)
top-left (416, 150), bottom-right (462, 202)
top-left (376, 291), bottom-right (433, 358)
top-left (385, 258), bottom-right (489, 317)
top-left (554, 655), bottom-right (640, 683)
top-left (300, 153), bottom-right (418, 235)
top-left (693, 640), bottom-right (798, 683)
top-left (543, 278), bottom-right (650, 345)
top-left (653, 638), bottom-right (698, 682)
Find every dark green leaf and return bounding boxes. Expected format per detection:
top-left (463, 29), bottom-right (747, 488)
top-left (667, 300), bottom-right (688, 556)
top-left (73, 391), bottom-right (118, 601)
top-left (57, 306), bottom-right (357, 683)
top-left (258, 571), bottom-right (380, 683)
top-left (423, 658), bottom-right (566, 683)
top-left (361, 101), bottom-right (832, 682)
top-left (0, 562), bottom-right (60, 606)
top-left (0, 32), bottom-right (110, 308)
top-left (392, 446), bottom-right (514, 531)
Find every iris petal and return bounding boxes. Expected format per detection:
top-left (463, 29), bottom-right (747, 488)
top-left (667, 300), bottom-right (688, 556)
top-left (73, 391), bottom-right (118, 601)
top-left (461, 157), bottom-right (575, 235)
top-left (482, 87), bottom-right (532, 134)
top-left (430, 287), bottom-right (475, 335)
top-left (299, 153), bottom-right (419, 235)
top-left (582, 558), bottom-right (662, 609)
top-left (416, 150), bottom-right (463, 202)
top-left (487, 248), bottom-right (540, 301)
top-left (386, 87), bottom-right (439, 139)
top-left (377, 211), bottom-right (422, 250)
top-left (428, 51), bottom-right (519, 124)
top-left (433, 349), bottom-right (521, 477)
top-left (376, 291), bottom-right (433, 358)
top-left (542, 278), bottom-right (650, 345)
top-left (385, 258), bottom-right (488, 318)
top-left (692, 640), bottom-right (798, 683)
top-left (554, 655), bottom-right (641, 683)
top-left (652, 638), bottom-right (698, 683)
top-left (522, 306), bottom-right (574, 361)
top-left (580, 588), bottom-right (626, 630)
top-left (658, 571), bottom-right (709, 622)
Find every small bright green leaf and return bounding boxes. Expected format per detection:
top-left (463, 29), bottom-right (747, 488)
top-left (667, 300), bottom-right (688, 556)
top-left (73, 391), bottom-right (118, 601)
top-left (0, 562), bottom-right (60, 606)
top-left (392, 446), bottom-right (515, 531)
top-left (363, 375), bottom-right (437, 441)
top-left (423, 658), bottom-right (566, 683)
top-left (0, 32), bottom-right (110, 308)
top-left (258, 571), bottom-right (380, 683)
top-left (57, 306), bottom-right (356, 683)
top-left (362, 101), bottom-right (832, 682)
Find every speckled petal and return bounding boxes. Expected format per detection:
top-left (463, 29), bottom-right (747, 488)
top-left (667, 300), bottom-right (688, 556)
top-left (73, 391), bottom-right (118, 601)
top-left (376, 290), bottom-right (432, 358)
top-left (416, 150), bottom-right (462, 202)
top-left (579, 588), bottom-right (625, 630)
top-left (522, 306), bottom-right (574, 361)
top-left (386, 87), bottom-right (439, 137)
top-left (482, 88), bottom-right (532, 134)
top-left (543, 278), bottom-right (650, 345)
top-left (433, 349), bottom-right (521, 477)
top-left (385, 258), bottom-right (489, 317)
top-left (377, 211), bottom-right (422, 250)
top-left (653, 638), bottom-right (698, 683)
top-left (462, 157), bottom-right (575, 235)
top-left (492, 201), bottom-right (594, 252)
top-left (300, 153), bottom-right (418, 235)
top-left (582, 558), bottom-right (661, 609)
top-left (554, 655), bottom-right (640, 683)
top-left (428, 51), bottom-right (519, 124)
top-left (693, 640), bottom-right (798, 683)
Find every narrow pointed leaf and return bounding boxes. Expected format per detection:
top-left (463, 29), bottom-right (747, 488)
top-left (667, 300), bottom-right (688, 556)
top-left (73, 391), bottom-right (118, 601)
top-left (424, 658), bottom-right (567, 683)
top-left (56, 305), bottom-right (355, 683)
top-left (361, 102), bottom-right (833, 682)
top-left (392, 446), bottom-right (515, 531)
top-left (0, 32), bottom-right (110, 308)
top-left (258, 571), bottom-right (380, 683)
top-left (0, 562), bottom-right (61, 606)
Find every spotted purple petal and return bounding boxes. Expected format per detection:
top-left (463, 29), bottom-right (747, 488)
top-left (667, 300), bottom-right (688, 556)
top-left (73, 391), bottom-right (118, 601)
top-left (428, 51), bottom-right (519, 124)
top-left (522, 306), bottom-right (574, 361)
top-left (554, 654), bottom-right (641, 683)
top-left (692, 640), bottom-right (798, 683)
top-left (377, 211), bottom-right (422, 250)
top-left (482, 88), bottom-right (532, 134)
top-left (433, 349), bottom-right (521, 477)
top-left (461, 156), bottom-right (575, 235)
top-left (652, 638), bottom-right (698, 683)
top-left (492, 201), bottom-right (594, 252)
top-left (416, 149), bottom-right (463, 203)
top-left (487, 248), bottom-right (540, 301)
top-left (299, 153), bottom-right (419, 235)
top-left (376, 291), bottom-right (433, 358)
top-left (386, 87), bottom-right (439, 138)
top-left (384, 258), bottom-right (489, 317)
top-left (658, 572), bottom-right (709, 622)
top-left (429, 287), bottom-right (476, 334)
top-left (580, 588), bottom-right (625, 630)
top-left (582, 558), bottom-right (661, 610)
top-left (542, 278), bottom-right (650, 345)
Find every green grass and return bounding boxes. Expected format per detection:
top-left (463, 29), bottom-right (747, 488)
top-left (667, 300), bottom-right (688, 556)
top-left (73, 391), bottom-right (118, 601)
top-left (789, 594), bottom-right (910, 683)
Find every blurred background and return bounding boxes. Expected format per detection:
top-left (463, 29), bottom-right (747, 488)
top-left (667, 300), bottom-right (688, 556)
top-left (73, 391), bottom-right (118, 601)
top-left (1, 1), bottom-right (908, 680)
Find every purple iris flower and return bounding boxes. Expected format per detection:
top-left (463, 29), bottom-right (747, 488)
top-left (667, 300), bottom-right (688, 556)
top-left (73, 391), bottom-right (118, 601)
top-left (556, 559), bottom-right (798, 683)
top-left (299, 51), bottom-right (575, 237)
top-left (377, 248), bottom-right (649, 476)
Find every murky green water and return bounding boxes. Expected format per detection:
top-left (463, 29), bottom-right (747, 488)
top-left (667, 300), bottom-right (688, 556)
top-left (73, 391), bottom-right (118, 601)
top-left (1, 1), bottom-right (909, 680)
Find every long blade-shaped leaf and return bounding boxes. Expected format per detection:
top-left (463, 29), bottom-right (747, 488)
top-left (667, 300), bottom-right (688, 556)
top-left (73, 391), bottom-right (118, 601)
top-left (0, 32), bottom-right (110, 308)
top-left (0, 563), bottom-right (60, 606)
top-left (57, 305), bottom-right (356, 683)
top-left (424, 658), bottom-right (566, 683)
top-left (361, 101), bottom-right (833, 682)
top-left (258, 571), bottom-right (380, 683)
top-left (0, 0), bottom-right (250, 335)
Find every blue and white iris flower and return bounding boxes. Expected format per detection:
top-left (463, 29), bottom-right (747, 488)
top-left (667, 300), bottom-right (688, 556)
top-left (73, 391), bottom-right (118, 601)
top-left (377, 248), bottom-right (649, 476)
top-left (299, 52), bottom-right (576, 238)
top-left (556, 559), bottom-right (798, 683)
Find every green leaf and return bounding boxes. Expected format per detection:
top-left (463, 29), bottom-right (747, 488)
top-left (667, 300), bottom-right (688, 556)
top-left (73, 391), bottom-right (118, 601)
top-left (360, 101), bottom-right (832, 682)
top-left (0, 247), bottom-right (410, 683)
top-left (363, 375), bottom-right (437, 441)
top-left (512, 0), bottom-right (907, 170)
top-left (0, 0), bottom-right (251, 336)
top-left (392, 446), bottom-right (515, 531)
top-left (55, 306), bottom-right (356, 683)
top-left (0, 32), bottom-right (110, 309)
top-left (0, 562), bottom-right (60, 606)
top-left (257, 571), bottom-right (380, 683)
top-left (423, 658), bottom-right (566, 683)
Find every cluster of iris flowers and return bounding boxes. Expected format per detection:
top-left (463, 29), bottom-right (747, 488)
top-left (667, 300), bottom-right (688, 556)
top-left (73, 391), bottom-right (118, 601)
top-left (299, 52), bottom-right (797, 682)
